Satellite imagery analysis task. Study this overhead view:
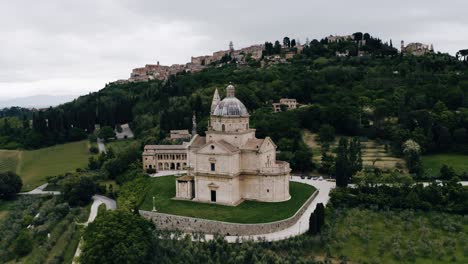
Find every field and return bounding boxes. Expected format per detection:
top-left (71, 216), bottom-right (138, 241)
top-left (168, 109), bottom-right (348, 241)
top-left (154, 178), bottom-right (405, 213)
top-left (140, 176), bottom-right (315, 223)
top-left (0, 150), bottom-right (20, 173)
top-left (0, 140), bottom-right (94, 191)
top-left (326, 208), bottom-right (468, 263)
top-left (422, 153), bottom-right (468, 177)
top-left (303, 130), bottom-right (405, 171)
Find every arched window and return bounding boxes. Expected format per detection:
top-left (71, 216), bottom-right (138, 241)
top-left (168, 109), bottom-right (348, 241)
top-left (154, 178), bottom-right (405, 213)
top-left (222, 124), bottom-right (225, 131)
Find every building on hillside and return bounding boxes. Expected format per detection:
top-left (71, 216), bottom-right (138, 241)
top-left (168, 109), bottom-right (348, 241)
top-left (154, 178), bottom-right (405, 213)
top-left (143, 143), bottom-right (188, 171)
top-left (272, 98), bottom-right (298, 112)
top-left (170, 130), bottom-right (191, 140)
top-left (129, 61), bottom-right (186, 82)
top-left (336, 50), bottom-right (349, 57)
top-left (327, 35), bottom-right (353, 43)
top-left (401, 41), bottom-right (434, 56)
top-left (143, 84), bottom-right (291, 206)
top-left (177, 84), bottom-right (291, 205)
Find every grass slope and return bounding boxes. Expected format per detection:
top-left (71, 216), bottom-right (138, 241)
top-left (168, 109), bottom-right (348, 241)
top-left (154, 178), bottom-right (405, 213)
top-left (17, 140), bottom-right (93, 191)
top-left (106, 138), bottom-right (137, 154)
top-left (422, 153), bottom-right (468, 177)
top-left (0, 150), bottom-right (20, 173)
top-left (328, 208), bottom-right (468, 263)
top-left (141, 176), bottom-right (315, 223)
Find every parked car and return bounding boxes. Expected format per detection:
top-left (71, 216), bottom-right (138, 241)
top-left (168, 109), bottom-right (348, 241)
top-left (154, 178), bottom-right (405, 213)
top-left (318, 176), bottom-right (324, 181)
top-left (307, 176), bottom-right (312, 179)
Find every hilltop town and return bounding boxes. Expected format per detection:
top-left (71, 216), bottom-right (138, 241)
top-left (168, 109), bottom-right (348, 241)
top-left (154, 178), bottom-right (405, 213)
top-left (111, 34), bottom-right (435, 85)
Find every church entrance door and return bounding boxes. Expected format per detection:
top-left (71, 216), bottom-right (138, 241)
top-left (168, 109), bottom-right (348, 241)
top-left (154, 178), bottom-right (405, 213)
top-left (210, 190), bottom-right (216, 202)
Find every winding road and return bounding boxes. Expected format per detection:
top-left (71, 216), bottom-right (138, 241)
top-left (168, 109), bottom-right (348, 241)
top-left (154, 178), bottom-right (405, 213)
top-left (203, 176), bottom-right (335, 242)
top-left (72, 195), bottom-right (117, 263)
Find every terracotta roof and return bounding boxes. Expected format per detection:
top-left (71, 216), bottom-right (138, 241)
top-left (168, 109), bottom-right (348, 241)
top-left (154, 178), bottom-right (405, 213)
top-left (242, 138), bottom-right (264, 150)
top-left (218, 140), bottom-right (239, 152)
top-left (191, 136), bottom-right (206, 147)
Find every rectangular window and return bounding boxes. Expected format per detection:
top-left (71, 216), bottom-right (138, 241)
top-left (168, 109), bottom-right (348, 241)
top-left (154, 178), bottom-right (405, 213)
top-left (210, 163), bottom-right (215, 171)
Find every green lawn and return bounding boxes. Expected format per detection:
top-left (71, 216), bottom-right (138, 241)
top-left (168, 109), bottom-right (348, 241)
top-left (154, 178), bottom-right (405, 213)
top-left (106, 138), bottom-right (137, 154)
top-left (0, 150), bottom-right (20, 173)
top-left (17, 140), bottom-right (94, 191)
top-left (140, 176), bottom-right (315, 223)
top-left (327, 208), bottom-right (468, 263)
top-left (422, 153), bottom-right (468, 177)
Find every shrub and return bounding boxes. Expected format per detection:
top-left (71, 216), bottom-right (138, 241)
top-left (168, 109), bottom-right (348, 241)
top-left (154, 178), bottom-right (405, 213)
top-left (146, 168), bottom-right (156, 174)
top-left (89, 146), bottom-right (99, 154)
top-left (13, 231), bottom-right (33, 257)
top-left (63, 177), bottom-right (97, 206)
top-left (0, 172), bottom-right (23, 200)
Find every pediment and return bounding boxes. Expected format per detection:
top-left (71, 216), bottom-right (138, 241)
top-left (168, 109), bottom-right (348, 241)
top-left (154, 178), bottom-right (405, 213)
top-left (195, 140), bottom-right (238, 155)
top-left (259, 137), bottom-right (277, 152)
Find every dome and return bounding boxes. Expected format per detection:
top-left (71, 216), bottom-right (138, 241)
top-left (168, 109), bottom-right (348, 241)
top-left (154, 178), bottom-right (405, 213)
top-left (213, 97), bottom-right (249, 117)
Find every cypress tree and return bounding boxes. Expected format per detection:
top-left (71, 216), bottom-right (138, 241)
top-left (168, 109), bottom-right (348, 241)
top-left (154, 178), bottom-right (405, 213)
top-left (308, 212), bottom-right (318, 235)
top-left (335, 138), bottom-right (349, 187)
top-left (316, 203), bottom-right (325, 232)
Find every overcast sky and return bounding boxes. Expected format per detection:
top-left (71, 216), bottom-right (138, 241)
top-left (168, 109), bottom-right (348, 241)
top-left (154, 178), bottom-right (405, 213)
top-left (0, 0), bottom-right (467, 100)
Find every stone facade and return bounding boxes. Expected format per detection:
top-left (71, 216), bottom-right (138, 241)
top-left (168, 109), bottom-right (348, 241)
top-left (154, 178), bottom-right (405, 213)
top-left (401, 41), bottom-right (434, 56)
top-left (180, 84), bottom-right (291, 206)
top-left (142, 144), bottom-right (188, 171)
top-left (129, 62), bottom-right (186, 82)
top-left (140, 190), bottom-right (318, 236)
top-left (122, 43), bottom-right (266, 83)
top-left (326, 34), bottom-right (353, 43)
top-left (272, 98), bottom-right (298, 112)
top-left (170, 130), bottom-right (191, 140)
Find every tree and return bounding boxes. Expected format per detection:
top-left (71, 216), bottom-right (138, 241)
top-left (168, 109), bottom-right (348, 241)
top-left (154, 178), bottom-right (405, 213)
top-left (315, 203), bottom-right (325, 232)
top-left (290, 39), bottom-right (296, 47)
top-left (283, 37), bottom-right (290, 48)
top-left (353, 32), bottom-right (363, 41)
top-left (363, 33), bottom-right (371, 40)
top-left (308, 212), bottom-right (318, 235)
top-left (13, 231), bottom-right (33, 257)
top-left (0, 172), bottom-right (22, 200)
top-left (348, 137), bottom-right (362, 176)
top-left (335, 138), bottom-right (349, 187)
top-left (88, 156), bottom-right (100, 170)
top-left (63, 176), bottom-right (97, 206)
top-left (273, 40), bottom-right (282, 54)
top-left (81, 210), bottom-right (155, 264)
top-left (440, 165), bottom-right (456, 181)
top-left (98, 126), bottom-right (116, 142)
top-left (402, 139), bottom-right (422, 175)
top-left (318, 124), bottom-right (335, 143)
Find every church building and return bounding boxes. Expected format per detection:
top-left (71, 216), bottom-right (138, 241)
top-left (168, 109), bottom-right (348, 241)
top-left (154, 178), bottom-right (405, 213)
top-left (176, 84), bottom-right (291, 206)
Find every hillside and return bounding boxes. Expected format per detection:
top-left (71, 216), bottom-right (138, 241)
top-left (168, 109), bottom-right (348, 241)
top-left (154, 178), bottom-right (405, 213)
top-left (1, 33), bottom-right (468, 174)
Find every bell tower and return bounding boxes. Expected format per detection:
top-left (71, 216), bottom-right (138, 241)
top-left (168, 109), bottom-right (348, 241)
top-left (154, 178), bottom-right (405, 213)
top-left (210, 88), bottom-right (220, 114)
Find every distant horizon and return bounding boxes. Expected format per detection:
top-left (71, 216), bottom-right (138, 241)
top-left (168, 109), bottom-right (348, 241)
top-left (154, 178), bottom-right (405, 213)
top-left (0, 94), bottom-right (80, 108)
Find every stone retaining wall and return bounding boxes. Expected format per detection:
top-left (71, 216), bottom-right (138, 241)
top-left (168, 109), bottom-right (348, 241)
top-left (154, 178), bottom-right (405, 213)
top-left (140, 190), bottom-right (318, 236)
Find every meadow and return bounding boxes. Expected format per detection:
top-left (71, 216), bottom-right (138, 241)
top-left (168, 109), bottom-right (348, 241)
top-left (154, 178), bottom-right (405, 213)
top-left (422, 153), bottom-right (468, 177)
top-left (0, 140), bottom-right (94, 191)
